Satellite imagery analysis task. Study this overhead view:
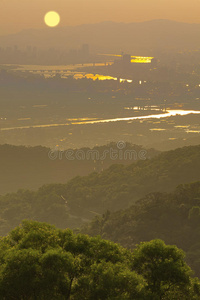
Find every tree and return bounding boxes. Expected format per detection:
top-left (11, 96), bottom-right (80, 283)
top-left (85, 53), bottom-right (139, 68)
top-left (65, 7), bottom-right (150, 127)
top-left (74, 261), bottom-right (146, 300)
top-left (0, 249), bottom-right (41, 299)
top-left (132, 239), bottom-right (199, 299)
top-left (0, 220), bottom-right (146, 299)
top-left (0, 221), bottom-right (199, 299)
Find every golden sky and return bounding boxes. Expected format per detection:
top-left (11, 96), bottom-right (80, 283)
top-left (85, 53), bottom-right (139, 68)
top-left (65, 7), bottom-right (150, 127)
top-left (1, 0), bottom-right (200, 35)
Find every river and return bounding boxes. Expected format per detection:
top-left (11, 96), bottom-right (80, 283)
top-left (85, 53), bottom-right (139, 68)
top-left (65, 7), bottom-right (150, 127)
top-left (1, 110), bottom-right (200, 131)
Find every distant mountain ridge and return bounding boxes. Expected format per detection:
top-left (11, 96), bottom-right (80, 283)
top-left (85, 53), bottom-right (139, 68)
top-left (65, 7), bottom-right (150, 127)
top-left (0, 143), bottom-right (156, 195)
top-left (1, 19), bottom-right (200, 53)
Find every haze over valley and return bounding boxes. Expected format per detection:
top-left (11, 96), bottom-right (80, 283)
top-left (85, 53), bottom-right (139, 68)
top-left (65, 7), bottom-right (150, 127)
top-left (1, 3), bottom-right (200, 296)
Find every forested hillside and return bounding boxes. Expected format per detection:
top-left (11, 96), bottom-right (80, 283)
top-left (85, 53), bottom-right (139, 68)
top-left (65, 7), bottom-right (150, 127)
top-left (62, 144), bottom-right (200, 216)
top-left (82, 181), bottom-right (200, 277)
top-left (0, 144), bottom-right (200, 236)
top-left (0, 143), bottom-right (155, 195)
top-left (0, 220), bottom-right (199, 299)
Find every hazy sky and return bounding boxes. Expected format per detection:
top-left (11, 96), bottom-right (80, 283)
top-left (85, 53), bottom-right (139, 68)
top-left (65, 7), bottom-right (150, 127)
top-left (1, 0), bottom-right (200, 35)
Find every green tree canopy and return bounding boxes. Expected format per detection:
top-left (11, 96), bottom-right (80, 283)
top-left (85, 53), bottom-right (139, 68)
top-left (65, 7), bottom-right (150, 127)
top-left (0, 220), bottom-right (199, 299)
top-left (132, 239), bottom-right (200, 299)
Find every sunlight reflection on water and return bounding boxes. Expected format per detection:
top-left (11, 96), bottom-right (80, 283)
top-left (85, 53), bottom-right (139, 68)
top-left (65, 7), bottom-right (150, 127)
top-left (1, 110), bottom-right (200, 131)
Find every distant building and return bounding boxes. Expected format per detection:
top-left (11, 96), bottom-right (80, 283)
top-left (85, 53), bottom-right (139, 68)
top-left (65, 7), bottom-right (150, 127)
top-left (122, 54), bottom-right (131, 65)
top-left (81, 44), bottom-right (90, 57)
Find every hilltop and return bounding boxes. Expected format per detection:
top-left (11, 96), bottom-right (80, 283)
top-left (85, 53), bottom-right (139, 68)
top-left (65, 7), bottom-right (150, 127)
top-left (0, 143), bottom-right (155, 195)
top-left (1, 20), bottom-right (200, 52)
top-left (0, 144), bottom-right (200, 235)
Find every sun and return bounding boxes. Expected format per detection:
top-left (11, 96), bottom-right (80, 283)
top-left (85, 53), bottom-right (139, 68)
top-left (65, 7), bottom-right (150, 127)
top-left (44, 11), bottom-right (60, 27)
